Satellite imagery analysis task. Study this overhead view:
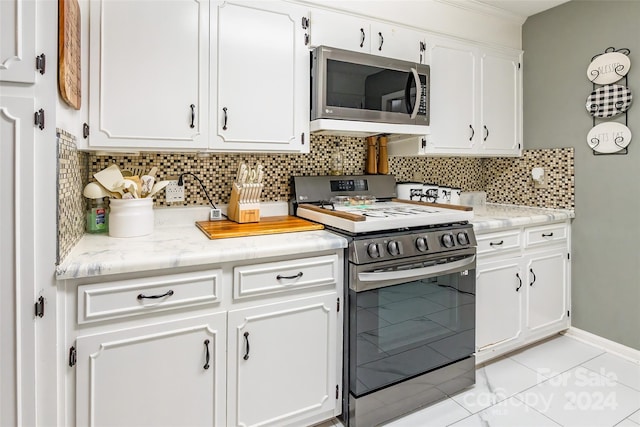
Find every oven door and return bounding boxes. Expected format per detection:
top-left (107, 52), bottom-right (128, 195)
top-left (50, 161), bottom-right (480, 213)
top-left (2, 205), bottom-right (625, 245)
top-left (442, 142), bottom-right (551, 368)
top-left (348, 248), bottom-right (475, 398)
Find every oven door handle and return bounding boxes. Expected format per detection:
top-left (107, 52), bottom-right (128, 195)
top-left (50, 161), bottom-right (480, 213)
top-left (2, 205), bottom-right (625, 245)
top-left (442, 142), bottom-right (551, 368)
top-left (358, 255), bottom-right (476, 283)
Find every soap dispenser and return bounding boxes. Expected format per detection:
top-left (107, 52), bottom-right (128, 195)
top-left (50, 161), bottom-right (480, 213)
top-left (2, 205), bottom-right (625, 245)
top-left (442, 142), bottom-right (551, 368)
top-left (86, 197), bottom-right (109, 233)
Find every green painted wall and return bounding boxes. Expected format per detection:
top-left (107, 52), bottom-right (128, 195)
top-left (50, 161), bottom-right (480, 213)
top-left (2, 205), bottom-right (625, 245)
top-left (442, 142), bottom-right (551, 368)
top-left (523, 0), bottom-right (640, 349)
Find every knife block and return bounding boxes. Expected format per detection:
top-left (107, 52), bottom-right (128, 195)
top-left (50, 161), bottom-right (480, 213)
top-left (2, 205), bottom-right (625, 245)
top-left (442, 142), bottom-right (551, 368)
top-left (227, 183), bottom-right (261, 223)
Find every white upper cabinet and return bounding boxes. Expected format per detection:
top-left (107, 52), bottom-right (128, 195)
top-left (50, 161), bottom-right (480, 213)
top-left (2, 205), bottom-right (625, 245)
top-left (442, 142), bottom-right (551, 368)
top-left (425, 37), bottom-right (522, 157)
top-left (428, 37), bottom-right (477, 154)
top-left (0, 0), bottom-right (36, 83)
top-left (370, 22), bottom-right (427, 64)
top-left (87, 0), bottom-right (209, 150)
top-left (309, 9), bottom-right (371, 53)
top-left (479, 49), bottom-right (521, 155)
top-left (309, 9), bottom-right (426, 64)
top-left (210, 1), bottom-right (310, 153)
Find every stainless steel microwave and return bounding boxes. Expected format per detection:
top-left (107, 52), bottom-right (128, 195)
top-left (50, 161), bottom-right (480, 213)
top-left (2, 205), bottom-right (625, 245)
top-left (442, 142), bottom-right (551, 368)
top-left (311, 46), bottom-right (430, 126)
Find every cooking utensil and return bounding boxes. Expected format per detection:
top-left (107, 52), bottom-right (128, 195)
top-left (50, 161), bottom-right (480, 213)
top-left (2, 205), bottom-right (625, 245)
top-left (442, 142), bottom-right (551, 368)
top-left (140, 175), bottom-right (155, 197)
top-left (236, 163), bottom-right (247, 184)
top-left (94, 164), bottom-right (126, 195)
top-left (256, 167), bottom-right (264, 184)
top-left (122, 179), bottom-right (139, 198)
top-left (122, 167), bottom-right (145, 177)
top-left (147, 180), bottom-right (171, 198)
top-left (83, 182), bottom-right (114, 199)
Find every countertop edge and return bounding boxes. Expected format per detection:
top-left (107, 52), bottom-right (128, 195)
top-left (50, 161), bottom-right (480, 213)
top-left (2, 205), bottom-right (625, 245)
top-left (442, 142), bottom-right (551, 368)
top-left (56, 229), bottom-right (348, 281)
top-left (471, 204), bottom-right (574, 232)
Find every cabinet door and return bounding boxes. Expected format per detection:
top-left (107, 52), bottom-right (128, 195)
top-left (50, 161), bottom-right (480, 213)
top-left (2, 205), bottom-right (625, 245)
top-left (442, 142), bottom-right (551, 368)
top-left (525, 249), bottom-right (568, 333)
top-left (476, 259), bottom-right (523, 351)
top-left (0, 0), bottom-right (36, 83)
top-left (370, 22), bottom-right (425, 63)
top-left (0, 96), bottom-right (37, 427)
top-left (88, 0), bottom-right (209, 150)
top-left (213, 1), bottom-right (309, 153)
top-left (75, 313), bottom-right (226, 427)
top-left (428, 39), bottom-right (477, 153)
top-left (228, 293), bottom-right (338, 427)
top-left (309, 8), bottom-right (370, 52)
top-left (479, 49), bottom-right (521, 156)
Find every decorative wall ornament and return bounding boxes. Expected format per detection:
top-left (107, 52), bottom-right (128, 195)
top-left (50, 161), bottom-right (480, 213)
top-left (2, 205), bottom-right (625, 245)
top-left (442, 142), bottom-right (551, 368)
top-left (586, 47), bottom-right (631, 155)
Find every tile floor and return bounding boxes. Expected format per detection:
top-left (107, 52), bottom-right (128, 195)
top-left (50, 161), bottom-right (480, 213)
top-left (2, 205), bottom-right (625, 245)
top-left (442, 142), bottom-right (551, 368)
top-left (325, 334), bottom-right (640, 427)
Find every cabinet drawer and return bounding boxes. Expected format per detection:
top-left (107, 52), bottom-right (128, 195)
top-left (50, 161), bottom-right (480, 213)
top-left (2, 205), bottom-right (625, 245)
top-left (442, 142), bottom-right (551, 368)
top-left (477, 230), bottom-right (521, 256)
top-left (77, 269), bottom-right (222, 324)
top-left (525, 223), bottom-right (568, 248)
top-left (234, 254), bottom-right (339, 300)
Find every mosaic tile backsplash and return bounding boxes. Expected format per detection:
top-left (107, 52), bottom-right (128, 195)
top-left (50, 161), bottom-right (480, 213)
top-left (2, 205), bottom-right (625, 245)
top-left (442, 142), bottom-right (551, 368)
top-left (57, 132), bottom-right (574, 263)
top-left (56, 129), bottom-right (89, 264)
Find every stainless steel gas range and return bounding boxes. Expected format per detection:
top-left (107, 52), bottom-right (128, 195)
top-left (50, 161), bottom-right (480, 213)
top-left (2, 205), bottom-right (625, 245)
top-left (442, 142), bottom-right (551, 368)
top-left (292, 175), bottom-right (477, 427)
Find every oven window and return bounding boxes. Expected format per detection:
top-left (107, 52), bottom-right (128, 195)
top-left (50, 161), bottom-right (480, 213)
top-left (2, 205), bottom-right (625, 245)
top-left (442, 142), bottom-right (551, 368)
top-left (349, 270), bottom-right (475, 397)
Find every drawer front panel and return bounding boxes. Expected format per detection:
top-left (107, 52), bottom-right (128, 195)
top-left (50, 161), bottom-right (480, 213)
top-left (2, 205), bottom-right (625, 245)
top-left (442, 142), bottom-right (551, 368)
top-left (78, 269), bottom-right (222, 324)
top-left (525, 223), bottom-right (568, 248)
top-left (234, 254), bottom-right (339, 300)
top-left (477, 230), bottom-right (521, 256)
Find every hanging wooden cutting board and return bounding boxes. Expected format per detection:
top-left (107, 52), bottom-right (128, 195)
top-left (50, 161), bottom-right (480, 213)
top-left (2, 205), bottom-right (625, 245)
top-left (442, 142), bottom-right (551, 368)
top-left (196, 216), bottom-right (324, 239)
top-left (59, 0), bottom-right (81, 110)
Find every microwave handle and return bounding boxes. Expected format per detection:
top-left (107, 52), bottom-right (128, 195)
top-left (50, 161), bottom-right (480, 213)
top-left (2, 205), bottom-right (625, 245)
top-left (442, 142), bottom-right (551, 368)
top-left (404, 68), bottom-right (422, 119)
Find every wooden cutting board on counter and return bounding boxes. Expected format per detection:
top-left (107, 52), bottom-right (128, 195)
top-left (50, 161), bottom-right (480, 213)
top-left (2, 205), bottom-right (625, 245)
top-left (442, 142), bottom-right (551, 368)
top-left (196, 215), bottom-right (324, 239)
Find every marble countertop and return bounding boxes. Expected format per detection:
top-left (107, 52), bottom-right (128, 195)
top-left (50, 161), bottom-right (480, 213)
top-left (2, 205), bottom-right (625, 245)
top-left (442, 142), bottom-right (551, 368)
top-left (56, 205), bottom-right (348, 281)
top-left (56, 203), bottom-right (573, 280)
top-left (471, 203), bottom-right (575, 232)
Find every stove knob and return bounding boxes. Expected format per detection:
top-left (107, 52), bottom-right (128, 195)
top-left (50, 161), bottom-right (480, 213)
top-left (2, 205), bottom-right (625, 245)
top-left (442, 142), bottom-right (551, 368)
top-left (441, 233), bottom-right (455, 248)
top-left (387, 240), bottom-right (400, 256)
top-left (415, 237), bottom-right (428, 252)
top-left (457, 232), bottom-right (469, 245)
top-left (367, 243), bottom-right (381, 258)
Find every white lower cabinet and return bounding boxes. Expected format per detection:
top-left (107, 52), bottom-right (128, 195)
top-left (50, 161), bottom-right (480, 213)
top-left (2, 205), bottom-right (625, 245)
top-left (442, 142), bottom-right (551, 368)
top-left (525, 248), bottom-right (568, 333)
top-left (476, 259), bottom-right (523, 351)
top-left (75, 313), bottom-right (227, 427)
top-left (228, 293), bottom-right (338, 427)
top-left (475, 222), bottom-right (570, 364)
top-left (63, 251), bottom-right (343, 426)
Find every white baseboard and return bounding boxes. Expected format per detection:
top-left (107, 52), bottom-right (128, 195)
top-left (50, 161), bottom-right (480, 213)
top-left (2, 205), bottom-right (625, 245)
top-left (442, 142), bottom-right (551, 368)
top-left (562, 327), bottom-right (640, 364)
